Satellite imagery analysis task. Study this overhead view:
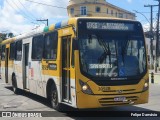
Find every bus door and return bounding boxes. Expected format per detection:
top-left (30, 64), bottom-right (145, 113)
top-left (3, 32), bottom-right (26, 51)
top-left (23, 43), bottom-right (29, 89)
top-left (62, 36), bottom-right (72, 102)
top-left (5, 48), bottom-right (9, 83)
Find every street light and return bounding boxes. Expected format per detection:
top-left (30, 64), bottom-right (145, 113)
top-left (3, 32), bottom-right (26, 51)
top-left (133, 10), bottom-right (150, 23)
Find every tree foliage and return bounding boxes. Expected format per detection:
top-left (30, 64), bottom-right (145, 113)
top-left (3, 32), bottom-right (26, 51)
top-left (0, 33), bottom-right (14, 43)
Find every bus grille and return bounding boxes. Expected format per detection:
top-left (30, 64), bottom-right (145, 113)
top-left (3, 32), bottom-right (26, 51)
top-left (99, 96), bottom-right (138, 107)
top-left (101, 89), bottom-right (136, 93)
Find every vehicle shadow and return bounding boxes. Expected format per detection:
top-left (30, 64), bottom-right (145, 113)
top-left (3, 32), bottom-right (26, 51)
top-left (4, 86), bottom-right (76, 112)
top-left (5, 86), bottom-right (51, 108)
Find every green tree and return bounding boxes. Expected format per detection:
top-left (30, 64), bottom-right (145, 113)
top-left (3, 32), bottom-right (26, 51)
top-left (8, 33), bottom-right (14, 38)
top-left (0, 33), bottom-right (7, 41)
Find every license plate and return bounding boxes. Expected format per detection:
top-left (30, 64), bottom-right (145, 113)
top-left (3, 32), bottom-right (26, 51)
top-left (114, 97), bottom-right (126, 101)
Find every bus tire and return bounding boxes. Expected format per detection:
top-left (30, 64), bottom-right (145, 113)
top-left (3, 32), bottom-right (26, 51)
top-left (49, 84), bottom-right (63, 111)
top-left (12, 75), bottom-right (19, 94)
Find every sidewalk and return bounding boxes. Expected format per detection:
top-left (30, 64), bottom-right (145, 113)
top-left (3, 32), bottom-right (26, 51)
top-left (149, 70), bottom-right (160, 84)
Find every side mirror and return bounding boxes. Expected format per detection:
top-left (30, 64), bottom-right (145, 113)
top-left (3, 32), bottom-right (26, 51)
top-left (72, 38), bottom-right (79, 50)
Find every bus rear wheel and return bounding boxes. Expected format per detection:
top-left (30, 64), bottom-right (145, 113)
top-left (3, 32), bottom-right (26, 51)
top-left (12, 75), bottom-right (19, 94)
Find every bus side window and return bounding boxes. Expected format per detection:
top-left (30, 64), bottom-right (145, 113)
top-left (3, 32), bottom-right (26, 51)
top-left (44, 31), bottom-right (58, 60)
top-left (15, 40), bottom-right (22, 61)
top-left (1, 45), bottom-right (6, 61)
top-left (9, 42), bottom-right (16, 60)
top-left (32, 35), bottom-right (44, 60)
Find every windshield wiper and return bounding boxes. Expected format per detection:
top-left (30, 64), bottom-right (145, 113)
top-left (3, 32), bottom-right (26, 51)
top-left (97, 35), bottom-right (111, 65)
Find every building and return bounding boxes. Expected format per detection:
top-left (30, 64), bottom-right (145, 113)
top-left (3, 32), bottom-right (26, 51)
top-left (67, 0), bottom-right (136, 20)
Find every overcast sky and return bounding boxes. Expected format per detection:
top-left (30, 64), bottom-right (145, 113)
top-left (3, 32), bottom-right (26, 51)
top-left (0, 0), bottom-right (158, 35)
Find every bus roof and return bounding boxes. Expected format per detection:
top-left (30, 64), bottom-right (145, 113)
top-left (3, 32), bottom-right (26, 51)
top-left (1, 17), bottom-right (137, 45)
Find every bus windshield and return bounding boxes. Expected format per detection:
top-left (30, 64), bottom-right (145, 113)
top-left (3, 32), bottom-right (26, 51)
top-left (78, 20), bottom-right (147, 80)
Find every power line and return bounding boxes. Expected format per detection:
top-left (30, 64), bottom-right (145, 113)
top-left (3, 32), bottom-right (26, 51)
top-left (5, 0), bottom-right (43, 30)
top-left (24, 0), bottom-right (66, 9)
top-left (5, 0), bottom-right (34, 23)
top-left (134, 10), bottom-right (150, 23)
top-left (141, 11), bottom-right (158, 13)
top-left (10, 0), bottom-right (37, 23)
top-left (17, 0), bottom-right (36, 19)
top-left (17, 0), bottom-right (45, 25)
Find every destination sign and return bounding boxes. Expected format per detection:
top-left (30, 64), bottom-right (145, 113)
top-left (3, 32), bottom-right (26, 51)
top-left (86, 22), bottom-right (134, 31)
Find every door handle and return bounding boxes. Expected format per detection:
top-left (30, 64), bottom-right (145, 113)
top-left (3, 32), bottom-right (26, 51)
top-left (63, 68), bottom-right (70, 70)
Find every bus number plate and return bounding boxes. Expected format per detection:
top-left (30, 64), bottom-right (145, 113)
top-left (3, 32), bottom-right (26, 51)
top-left (114, 97), bottom-right (126, 101)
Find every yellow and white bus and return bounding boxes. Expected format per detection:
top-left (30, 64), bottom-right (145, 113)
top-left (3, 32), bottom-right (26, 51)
top-left (0, 17), bottom-right (149, 110)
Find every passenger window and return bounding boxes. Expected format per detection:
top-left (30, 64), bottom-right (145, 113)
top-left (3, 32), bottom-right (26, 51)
top-left (44, 31), bottom-right (58, 60)
top-left (9, 42), bottom-right (16, 60)
top-left (15, 40), bottom-right (22, 61)
top-left (32, 35), bottom-right (44, 60)
top-left (1, 45), bottom-right (6, 61)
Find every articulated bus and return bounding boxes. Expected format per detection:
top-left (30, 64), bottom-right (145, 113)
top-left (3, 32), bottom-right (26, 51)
top-left (0, 17), bottom-right (148, 110)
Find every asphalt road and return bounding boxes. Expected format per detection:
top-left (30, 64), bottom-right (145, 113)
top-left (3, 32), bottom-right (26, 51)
top-left (0, 79), bottom-right (160, 119)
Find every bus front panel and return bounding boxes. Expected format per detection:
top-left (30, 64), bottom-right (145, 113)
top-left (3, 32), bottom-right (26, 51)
top-left (76, 19), bottom-right (148, 108)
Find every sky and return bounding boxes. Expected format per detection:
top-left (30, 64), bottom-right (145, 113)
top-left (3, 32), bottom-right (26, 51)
top-left (0, 0), bottom-right (159, 35)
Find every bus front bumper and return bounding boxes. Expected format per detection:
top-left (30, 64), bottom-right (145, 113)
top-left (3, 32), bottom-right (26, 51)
top-left (76, 90), bottom-right (149, 109)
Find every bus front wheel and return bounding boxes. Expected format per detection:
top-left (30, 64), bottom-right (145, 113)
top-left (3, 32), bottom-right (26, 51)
top-left (49, 84), bottom-right (62, 111)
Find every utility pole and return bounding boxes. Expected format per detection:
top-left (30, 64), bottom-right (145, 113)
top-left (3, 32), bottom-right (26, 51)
top-left (155, 0), bottom-right (160, 72)
top-left (37, 19), bottom-right (48, 26)
top-left (144, 4), bottom-right (158, 69)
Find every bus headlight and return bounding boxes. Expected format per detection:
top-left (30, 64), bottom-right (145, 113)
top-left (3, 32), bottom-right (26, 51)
top-left (79, 80), bottom-right (93, 95)
top-left (143, 79), bottom-right (149, 91)
top-left (82, 85), bottom-right (88, 91)
top-left (144, 83), bottom-right (148, 88)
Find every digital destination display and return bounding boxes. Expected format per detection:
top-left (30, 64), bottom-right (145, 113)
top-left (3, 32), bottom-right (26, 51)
top-left (86, 22), bottom-right (134, 31)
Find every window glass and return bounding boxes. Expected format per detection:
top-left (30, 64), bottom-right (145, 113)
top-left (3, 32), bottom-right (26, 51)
top-left (79, 34), bottom-right (146, 78)
top-left (1, 45), bottom-right (5, 60)
top-left (126, 39), bottom-right (146, 74)
top-left (126, 14), bottom-right (128, 19)
top-left (119, 13), bottom-right (123, 18)
top-left (78, 20), bottom-right (147, 79)
top-left (9, 42), bottom-right (16, 60)
top-left (106, 8), bottom-right (109, 14)
top-left (111, 10), bottom-right (113, 16)
top-left (15, 41), bottom-right (22, 61)
top-left (70, 8), bottom-right (74, 14)
top-left (44, 31), bottom-right (58, 60)
top-left (115, 12), bottom-right (117, 17)
top-left (96, 7), bottom-right (101, 13)
top-left (80, 6), bottom-right (87, 15)
top-left (32, 35), bottom-right (44, 60)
